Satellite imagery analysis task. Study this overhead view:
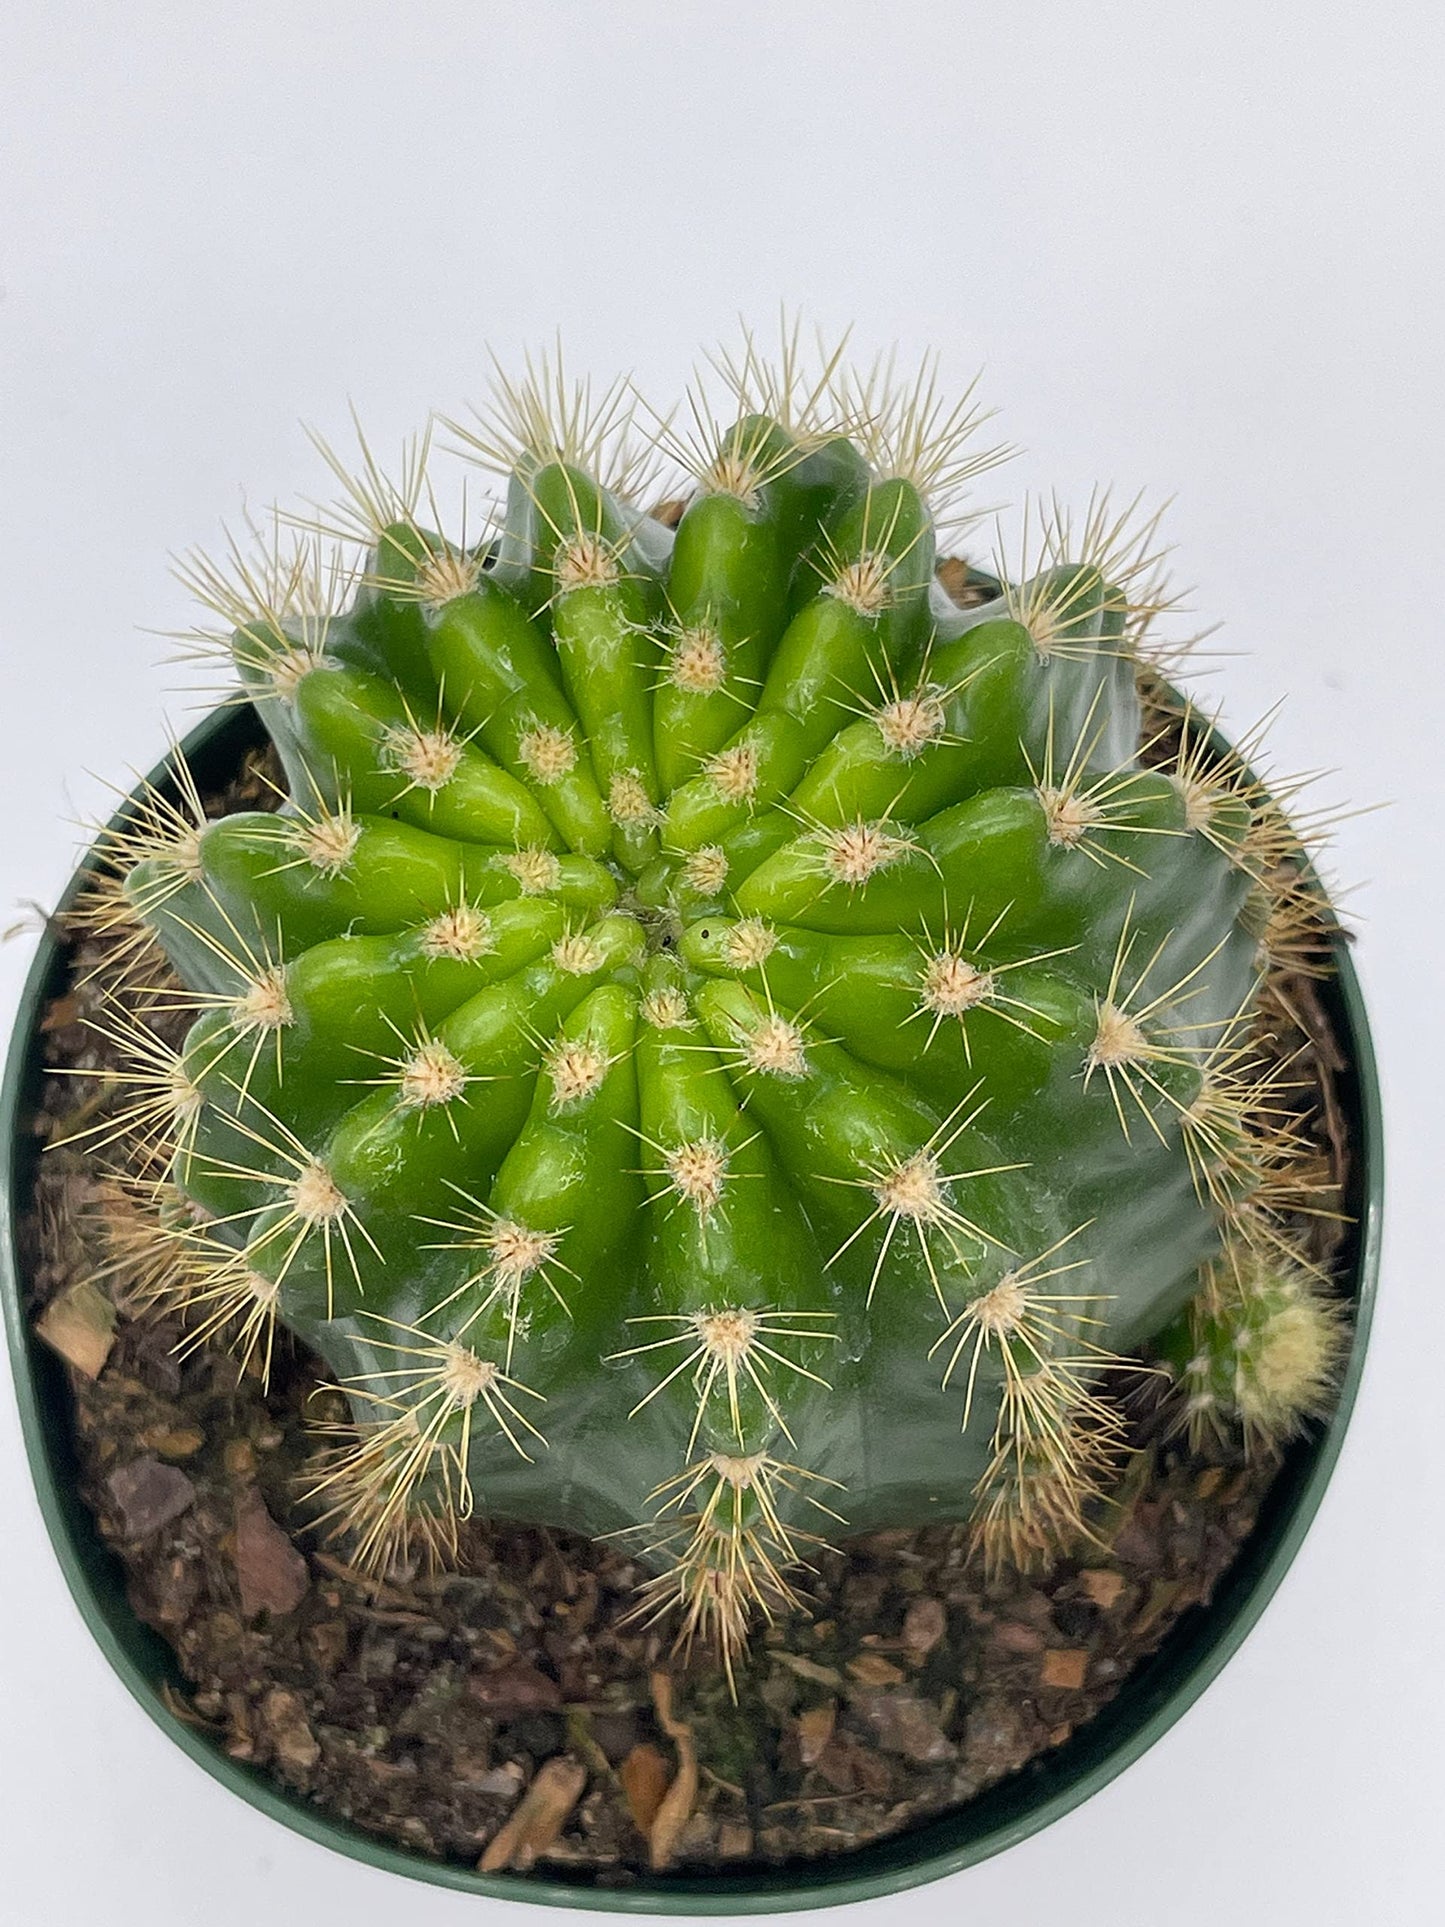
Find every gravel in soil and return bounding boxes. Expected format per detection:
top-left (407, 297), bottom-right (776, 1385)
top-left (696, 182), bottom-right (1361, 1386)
top-left (16, 713), bottom-right (1355, 1880)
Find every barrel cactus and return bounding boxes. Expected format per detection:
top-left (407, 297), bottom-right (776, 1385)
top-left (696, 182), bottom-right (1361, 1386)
top-left (78, 334), bottom-right (1345, 1669)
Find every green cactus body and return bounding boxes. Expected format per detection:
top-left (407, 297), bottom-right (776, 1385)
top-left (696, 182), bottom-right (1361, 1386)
top-left (95, 347), bottom-right (1344, 1661)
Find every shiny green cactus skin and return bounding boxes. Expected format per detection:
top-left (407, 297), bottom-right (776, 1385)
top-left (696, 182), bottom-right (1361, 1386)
top-left (108, 359), bottom-right (1321, 1652)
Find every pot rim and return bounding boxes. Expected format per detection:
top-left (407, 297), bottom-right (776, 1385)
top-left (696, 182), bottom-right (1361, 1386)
top-left (1, 701), bottom-right (1383, 1913)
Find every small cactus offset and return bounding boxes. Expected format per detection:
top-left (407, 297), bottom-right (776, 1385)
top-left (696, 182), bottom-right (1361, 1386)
top-left (74, 331), bottom-right (1349, 1665)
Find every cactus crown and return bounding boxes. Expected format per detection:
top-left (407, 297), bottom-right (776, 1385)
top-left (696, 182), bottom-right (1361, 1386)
top-left (73, 329), bottom-right (1346, 1673)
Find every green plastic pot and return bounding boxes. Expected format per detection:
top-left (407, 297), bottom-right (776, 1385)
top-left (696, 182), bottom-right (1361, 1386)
top-left (1, 701), bottom-right (1382, 1913)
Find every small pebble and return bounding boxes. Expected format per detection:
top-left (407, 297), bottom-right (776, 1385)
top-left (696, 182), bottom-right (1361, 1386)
top-left (468, 1658), bottom-right (562, 1712)
top-left (106, 1457), bottom-right (195, 1540)
top-left (993, 1620), bottom-right (1046, 1654)
top-left (233, 1487), bottom-right (310, 1618)
top-left (261, 1688), bottom-right (321, 1773)
top-left (856, 1693), bottom-right (955, 1765)
top-left (902, 1596), bottom-right (947, 1661)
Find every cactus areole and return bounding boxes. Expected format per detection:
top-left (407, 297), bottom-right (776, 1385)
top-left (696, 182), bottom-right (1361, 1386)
top-left (73, 340), bottom-right (1352, 1675)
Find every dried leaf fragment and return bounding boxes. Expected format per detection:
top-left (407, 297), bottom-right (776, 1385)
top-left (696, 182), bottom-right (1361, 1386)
top-left (36, 1278), bottom-right (115, 1379)
top-left (479, 1756), bottom-right (587, 1873)
top-left (1040, 1647), bottom-right (1089, 1689)
top-left (647, 1670), bottom-right (699, 1872)
top-left (772, 1651), bottom-right (844, 1688)
top-left (847, 1653), bottom-right (906, 1687)
top-left (795, 1700), bottom-right (837, 1766)
top-left (620, 1742), bottom-right (671, 1835)
top-left (1078, 1567), bottom-right (1127, 1609)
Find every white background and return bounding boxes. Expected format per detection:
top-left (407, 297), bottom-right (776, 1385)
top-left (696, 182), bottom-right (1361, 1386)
top-left (2, 5), bottom-right (1442, 1922)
